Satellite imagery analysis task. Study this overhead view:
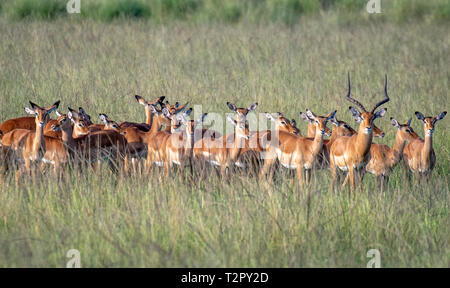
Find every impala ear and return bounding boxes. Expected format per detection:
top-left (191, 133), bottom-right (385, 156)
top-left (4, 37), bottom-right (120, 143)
top-left (148, 104), bottom-right (158, 114)
top-left (183, 108), bottom-right (193, 117)
top-left (435, 111), bottom-right (447, 121)
top-left (300, 112), bottom-right (312, 123)
top-left (24, 107), bottom-right (37, 115)
top-left (248, 102), bottom-right (258, 111)
top-left (265, 113), bottom-right (276, 122)
top-left (175, 102), bottom-right (180, 108)
top-left (327, 110), bottom-right (337, 121)
top-left (227, 102), bottom-right (237, 112)
top-left (291, 119), bottom-right (297, 126)
top-left (390, 117), bottom-right (400, 128)
top-left (349, 106), bottom-right (363, 122)
top-left (226, 115), bottom-right (237, 126)
top-left (305, 109), bottom-right (316, 121)
top-left (162, 107), bottom-right (171, 118)
top-left (406, 118), bottom-right (412, 126)
top-left (374, 108), bottom-right (387, 119)
top-left (135, 95), bottom-right (147, 106)
top-left (55, 110), bottom-right (62, 117)
top-left (47, 100), bottom-right (60, 113)
top-left (194, 113), bottom-right (208, 128)
top-left (99, 114), bottom-right (108, 123)
top-left (156, 96), bottom-right (165, 104)
top-left (68, 111), bottom-right (75, 123)
top-left (415, 111), bottom-right (425, 121)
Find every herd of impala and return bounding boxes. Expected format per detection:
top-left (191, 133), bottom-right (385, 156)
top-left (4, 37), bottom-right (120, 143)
top-left (0, 74), bottom-right (446, 190)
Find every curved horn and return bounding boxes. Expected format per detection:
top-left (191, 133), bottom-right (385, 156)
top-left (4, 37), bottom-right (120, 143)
top-left (345, 72), bottom-right (366, 112)
top-left (371, 74), bottom-right (390, 113)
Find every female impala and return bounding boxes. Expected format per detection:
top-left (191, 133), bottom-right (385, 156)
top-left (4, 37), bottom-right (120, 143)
top-left (161, 110), bottom-right (208, 175)
top-left (260, 109), bottom-right (336, 189)
top-left (300, 112), bottom-right (331, 137)
top-left (119, 95), bottom-right (166, 131)
top-left (192, 115), bottom-right (251, 175)
top-left (402, 111), bottom-right (446, 179)
top-left (366, 118), bottom-right (419, 190)
top-left (236, 112), bottom-right (300, 170)
top-left (1, 101), bottom-right (60, 174)
top-left (329, 74), bottom-right (389, 190)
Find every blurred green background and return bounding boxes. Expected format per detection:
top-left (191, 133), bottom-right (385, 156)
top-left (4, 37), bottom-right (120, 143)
top-left (0, 0), bottom-right (448, 24)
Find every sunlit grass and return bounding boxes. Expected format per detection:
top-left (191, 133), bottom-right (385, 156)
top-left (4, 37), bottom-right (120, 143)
top-left (0, 19), bottom-right (448, 267)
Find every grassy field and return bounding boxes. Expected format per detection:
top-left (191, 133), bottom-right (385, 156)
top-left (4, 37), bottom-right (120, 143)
top-left (0, 18), bottom-right (449, 267)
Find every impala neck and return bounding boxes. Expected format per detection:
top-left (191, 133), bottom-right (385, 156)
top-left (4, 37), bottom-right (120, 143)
top-left (61, 125), bottom-right (75, 150)
top-left (422, 131), bottom-right (433, 165)
top-left (149, 115), bottom-right (164, 135)
top-left (391, 131), bottom-right (407, 165)
top-left (307, 124), bottom-right (315, 138)
top-left (145, 107), bottom-right (152, 125)
top-left (312, 129), bottom-right (325, 156)
top-left (33, 120), bottom-right (45, 156)
top-left (356, 125), bottom-right (373, 156)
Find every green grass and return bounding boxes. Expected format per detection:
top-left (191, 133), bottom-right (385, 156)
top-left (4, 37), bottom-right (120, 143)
top-left (0, 0), bottom-right (449, 24)
top-left (0, 19), bottom-right (449, 267)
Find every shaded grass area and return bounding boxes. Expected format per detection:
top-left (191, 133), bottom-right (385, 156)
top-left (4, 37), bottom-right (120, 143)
top-left (1, 0), bottom-right (449, 24)
top-left (0, 20), bottom-right (449, 267)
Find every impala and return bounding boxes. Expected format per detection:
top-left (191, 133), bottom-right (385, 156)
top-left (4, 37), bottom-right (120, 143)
top-left (300, 112), bottom-right (332, 137)
top-left (260, 109), bottom-right (336, 189)
top-left (236, 112), bottom-right (300, 170)
top-left (119, 95), bottom-right (166, 131)
top-left (329, 74), bottom-right (389, 190)
top-left (366, 118), bottom-right (419, 190)
top-left (402, 111), bottom-right (446, 179)
top-left (161, 109), bottom-right (208, 175)
top-left (192, 114), bottom-right (251, 175)
top-left (1, 100), bottom-right (60, 175)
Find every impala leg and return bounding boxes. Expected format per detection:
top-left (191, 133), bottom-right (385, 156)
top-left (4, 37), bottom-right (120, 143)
top-left (296, 166), bottom-right (304, 192)
top-left (330, 157), bottom-right (337, 191)
top-left (305, 169), bottom-right (311, 186)
top-left (348, 168), bottom-right (355, 191)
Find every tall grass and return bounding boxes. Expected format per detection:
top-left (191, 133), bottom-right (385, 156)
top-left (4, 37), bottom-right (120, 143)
top-left (0, 19), bottom-right (448, 267)
top-left (1, 0), bottom-right (449, 24)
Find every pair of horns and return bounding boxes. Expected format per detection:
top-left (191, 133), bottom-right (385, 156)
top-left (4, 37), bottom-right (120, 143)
top-left (345, 73), bottom-right (389, 113)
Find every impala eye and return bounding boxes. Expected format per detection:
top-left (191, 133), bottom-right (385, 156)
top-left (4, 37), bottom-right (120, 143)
top-left (281, 121), bottom-right (286, 125)
top-left (113, 124), bottom-right (119, 129)
top-left (78, 123), bottom-right (84, 127)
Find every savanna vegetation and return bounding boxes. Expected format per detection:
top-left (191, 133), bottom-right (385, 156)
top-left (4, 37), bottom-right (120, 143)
top-left (0, 1), bottom-right (448, 267)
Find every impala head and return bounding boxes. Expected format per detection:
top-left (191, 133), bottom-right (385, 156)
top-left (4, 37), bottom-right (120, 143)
top-left (346, 73), bottom-right (389, 135)
top-left (329, 115), bottom-right (357, 137)
top-left (265, 112), bottom-right (300, 135)
top-left (227, 116), bottom-right (250, 140)
top-left (300, 111), bottom-right (332, 137)
top-left (99, 114), bottom-right (123, 133)
top-left (148, 104), bottom-right (174, 127)
top-left (390, 117), bottom-right (419, 142)
top-left (135, 95), bottom-right (165, 108)
top-left (415, 111), bottom-right (447, 137)
top-left (78, 107), bottom-right (93, 126)
top-left (51, 112), bottom-right (72, 132)
top-left (67, 109), bottom-right (90, 135)
top-left (25, 100), bottom-right (60, 127)
top-left (163, 100), bottom-right (189, 115)
top-left (303, 109), bottom-right (336, 136)
top-left (163, 107), bottom-right (192, 132)
top-left (227, 102), bottom-right (258, 122)
top-left (349, 107), bottom-right (385, 138)
top-left (178, 113), bottom-right (209, 136)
